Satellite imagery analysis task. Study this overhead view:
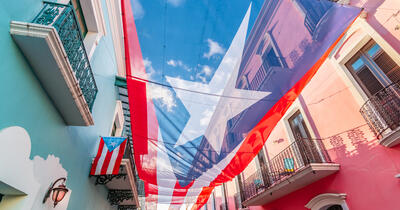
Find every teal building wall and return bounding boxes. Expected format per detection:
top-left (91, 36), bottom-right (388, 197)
top-left (0, 0), bottom-right (121, 209)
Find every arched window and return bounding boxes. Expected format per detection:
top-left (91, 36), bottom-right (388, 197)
top-left (327, 205), bottom-right (343, 210)
top-left (305, 193), bottom-right (348, 210)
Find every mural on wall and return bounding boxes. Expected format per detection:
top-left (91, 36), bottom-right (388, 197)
top-left (0, 126), bottom-right (71, 210)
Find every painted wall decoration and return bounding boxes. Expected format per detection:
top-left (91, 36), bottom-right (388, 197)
top-left (0, 126), bottom-right (71, 210)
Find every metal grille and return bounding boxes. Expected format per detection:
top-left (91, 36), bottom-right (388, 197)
top-left (33, 1), bottom-right (98, 111)
top-left (242, 138), bottom-right (331, 201)
top-left (360, 82), bottom-right (400, 139)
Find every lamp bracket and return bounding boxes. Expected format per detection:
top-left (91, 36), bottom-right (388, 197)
top-left (42, 177), bottom-right (67, 204)
top-left (93, 174), bottom-right (127, 185)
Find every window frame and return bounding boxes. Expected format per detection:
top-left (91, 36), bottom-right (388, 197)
top-left (330, 17), bottom-right (400, 106)
top-left (344, 40), bottom-right (396, 97)
top-left (58, 0), bottom-right (106, 59)
top-left (305, 193), bottom-right (349, 210)
top-left (109, 100), bottom-right (125, 137)
top-left (70, 0), bottom-right (88, 37)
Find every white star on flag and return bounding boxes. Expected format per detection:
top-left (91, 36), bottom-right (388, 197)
top-left (166, 4), bottom-right (269, 154)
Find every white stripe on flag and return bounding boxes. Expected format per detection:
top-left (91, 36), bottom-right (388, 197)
top-left (183, 141), bottom-right (244, 205)
top-left (157, 130), bottom-right (176, 209)
top-left (95, 144), bottom-right (109, 175)
top-left (107, 146), bottom-right (120, 174)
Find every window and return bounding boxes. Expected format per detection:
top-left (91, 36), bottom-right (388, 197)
top-left (305, 193), bottom-right (348, 210)
top-left (70, 0), bottom-right (88, 37)
top-left (345, 40), bottom-right (400, 96)
top-left (110, 101), bottom-right (124, 137)
top-left (288, 111), bottom-right (322, 163)
top-left (326, 205), bottom-right (343, 210)
top-left (288, 111), bottom-right (312, 140)
top-left (262, 44), bottom-right (282, 70)
top-left (238, 74), bottom-right (249, 89)
top-left (110, 122), bottom-right (117, 137)
top-left (221, 183), bottom-right (228, 210)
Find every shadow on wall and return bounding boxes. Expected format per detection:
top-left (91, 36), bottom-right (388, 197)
top-left (0, 126), bottom-right (71, 210)
top-left (259, 123), bottom-right (400, 210)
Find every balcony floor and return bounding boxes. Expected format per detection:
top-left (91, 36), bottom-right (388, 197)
top-left (379, 127), bottom-right (400, 147)
top-left (10, 21), bottom-right (93, 126)
top-left (243, 163), bottom-right (340, 206)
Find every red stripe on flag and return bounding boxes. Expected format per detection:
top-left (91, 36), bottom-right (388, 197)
top-left (191, 186), bottom-right (215, 210)
top-left (121, 0), bottom-right (148, 156)
top-left (90, 138), bottom-right (104, 175)
top-left (121, 0), bottom-right (159, 202)
top-left (101, 149), bottom-right (113, 175)
top-left (170, 180), bottom-right (194, 205)
top-left (112, 139), bottom-right (127, 174)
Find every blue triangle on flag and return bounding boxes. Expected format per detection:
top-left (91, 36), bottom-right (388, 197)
top-left (102, 137), bottom-right (126, 151)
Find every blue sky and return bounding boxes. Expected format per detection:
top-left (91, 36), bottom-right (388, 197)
top-left (132, 0), bottom-right (264, 83)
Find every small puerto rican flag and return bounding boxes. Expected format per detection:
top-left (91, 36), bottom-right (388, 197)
top-left (90, 137), bottom-right (127, 175)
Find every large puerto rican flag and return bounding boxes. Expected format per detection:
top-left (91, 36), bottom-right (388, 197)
top-left (121, 0), bottom-right (360, 209)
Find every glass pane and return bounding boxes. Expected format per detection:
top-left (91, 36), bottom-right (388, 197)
top-left (111, 122), bottom-right (117, 136)
top-left (288, 112), bottom-right (311, 139)
top-left (327, 205), bottom-right (343, 210)
top-left (262, 47), bottom-right (281, 68)
top-left (356, 66), bottom-right (384, 95)
top-left (373, 50), bottom-right (400, 83)
top-left (367, 43), bottom-right (381, 57)
top-left (70, 0), bottom-right (88, 37)
top-left (351, 57), bottom-right (365, 72)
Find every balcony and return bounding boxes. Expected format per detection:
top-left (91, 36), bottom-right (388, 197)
top-left (10, 2), bottom-right (98, 126)
top-left (91, 138), bottom-right (142, 209)
top-left (241, 139), bottom-right (339, 206)
top-left (360, 82), bottom-right (400, 147)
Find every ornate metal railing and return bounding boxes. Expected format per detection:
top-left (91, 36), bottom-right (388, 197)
top-left (33, 1), bottom-right (98, 111)
top-left (125, 137), bottom-right (145, 197)
top-left (360, 82), bottom-right (400, 139)
top-left (242, 138), bottom-right (331, 201)
top-left (108, 190), bottom-right (133, 205)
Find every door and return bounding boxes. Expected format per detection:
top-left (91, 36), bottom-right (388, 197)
top-left (288, 111), bottom-right (321, 165)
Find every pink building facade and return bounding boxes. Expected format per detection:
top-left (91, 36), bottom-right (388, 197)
top-left (208, 0), bottom-right (400, 209)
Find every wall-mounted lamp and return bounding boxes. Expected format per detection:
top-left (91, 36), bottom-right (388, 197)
top-left (43, 177), bottom-right (69, 207)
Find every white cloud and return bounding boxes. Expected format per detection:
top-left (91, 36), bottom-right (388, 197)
top-left (201, 65), bottom-right (212, 76)
top-left (166, 59), bottom-right (177, 67)
top-left (140, 58), bottom-right (177, 112)
top-left (167, 0), bottom-right (185, 7)
top-left (203, 39), bottom-right (225, 59)
top-left (195, 73), bottom-right (207, 83)
top-left (147, 84), bottom-right (176, 112)
top-left (141, 57), bottom-right (156, 79)
top-left (193, 65), bottom-right (213, 82)
top-left (166, 59), bottom-right (191, 72)
top-left (132, 0), bottom-right (145, 19)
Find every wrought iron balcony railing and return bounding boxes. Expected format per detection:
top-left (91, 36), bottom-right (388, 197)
top-left (242, 138), bottom-right (331, 202)
top-left (33, 1), bottom-right (98, 111)
top-left (360, 82), bottom-right (400, 139)
top-left (125, 137), bottom-right (145, 197)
